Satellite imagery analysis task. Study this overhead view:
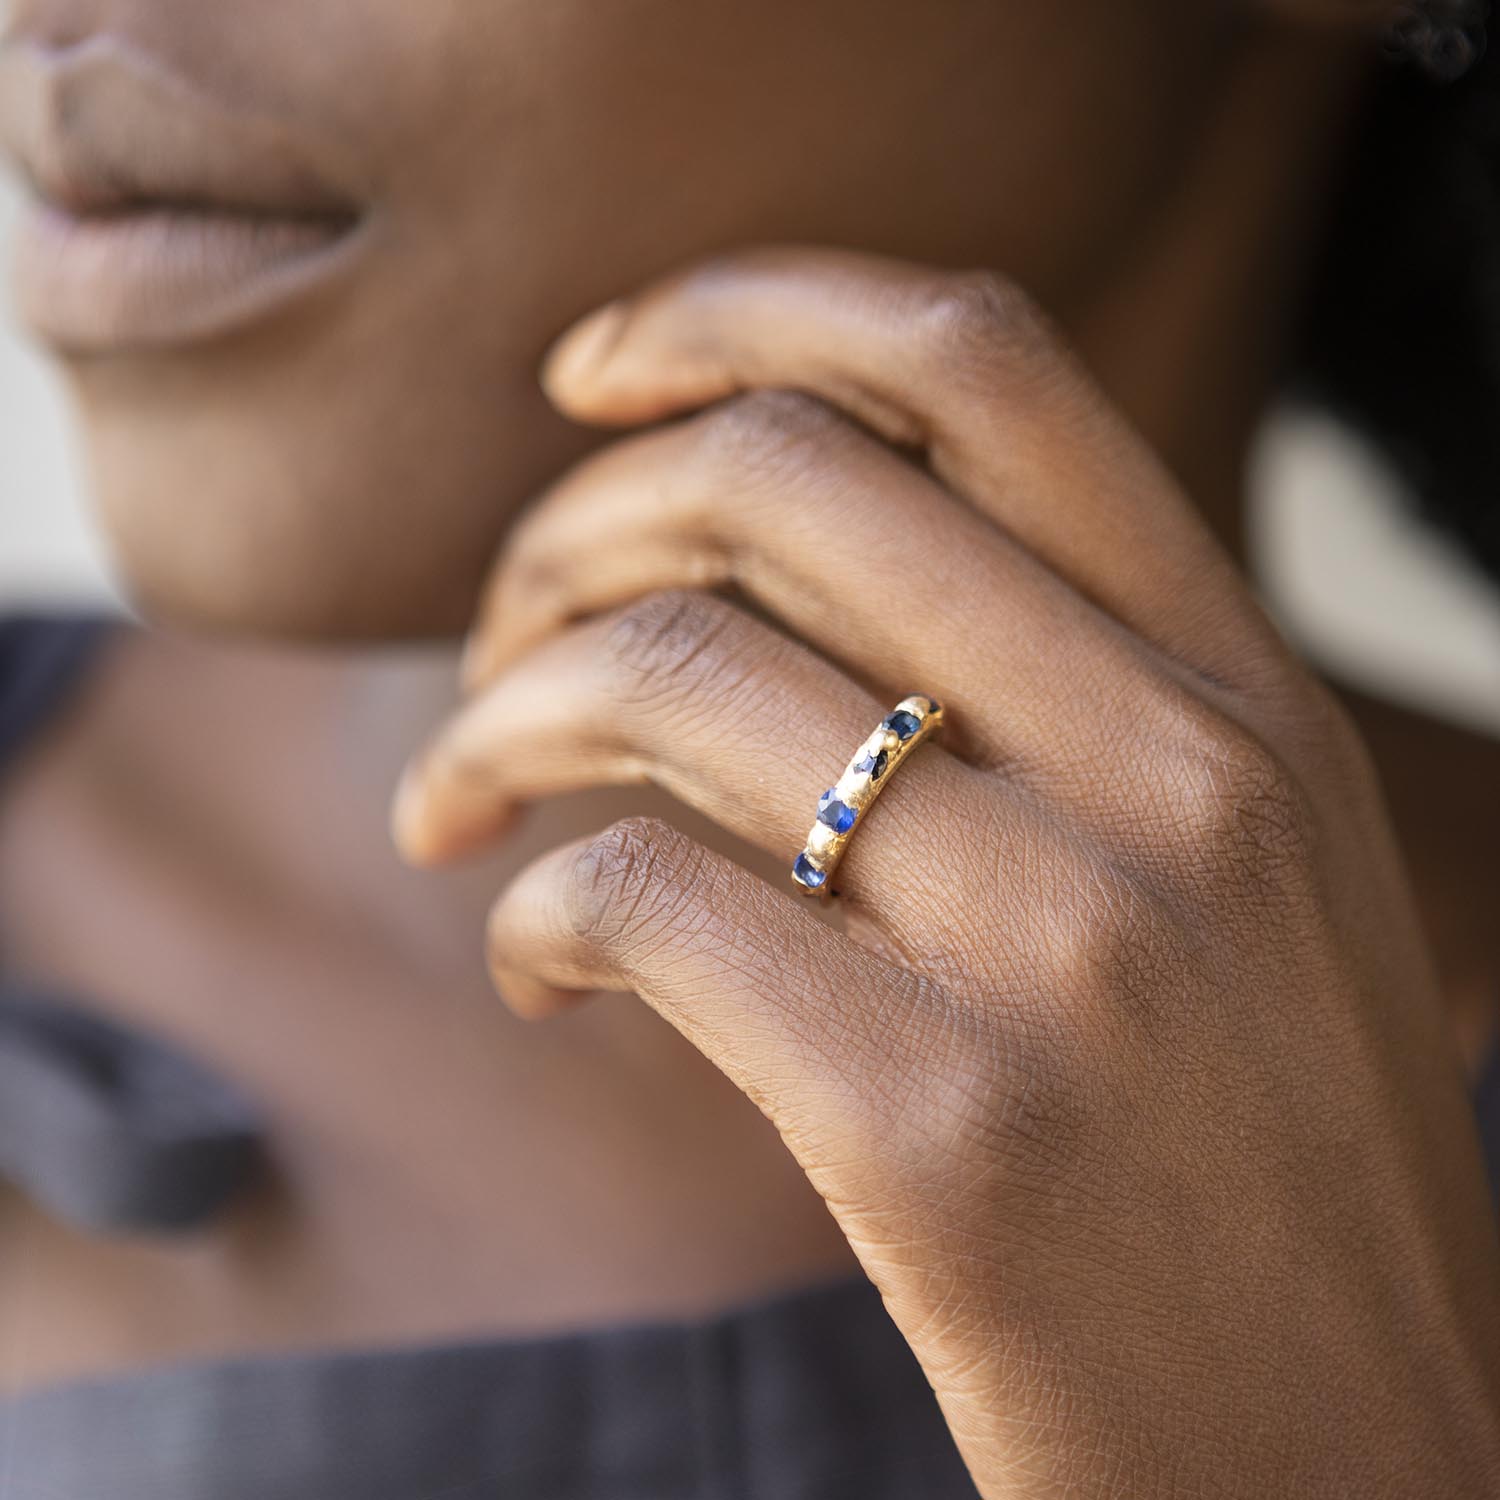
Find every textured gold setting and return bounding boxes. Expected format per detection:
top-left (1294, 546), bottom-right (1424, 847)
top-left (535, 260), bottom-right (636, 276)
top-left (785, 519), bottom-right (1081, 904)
top-left (791, 696), bottom-right (945, 899)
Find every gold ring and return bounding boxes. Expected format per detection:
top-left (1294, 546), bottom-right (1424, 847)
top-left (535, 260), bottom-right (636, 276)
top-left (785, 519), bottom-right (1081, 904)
top-left (791, 696), bottom-right (945, 898)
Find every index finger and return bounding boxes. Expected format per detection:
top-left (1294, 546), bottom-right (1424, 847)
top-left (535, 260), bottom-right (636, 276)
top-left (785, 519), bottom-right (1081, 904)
top-left (542, 247), bottom-right (1292, 693)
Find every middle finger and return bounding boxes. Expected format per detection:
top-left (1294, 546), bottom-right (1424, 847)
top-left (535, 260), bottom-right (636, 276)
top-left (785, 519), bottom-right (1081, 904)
top-left (464, 389), bottom-right (1165, 781)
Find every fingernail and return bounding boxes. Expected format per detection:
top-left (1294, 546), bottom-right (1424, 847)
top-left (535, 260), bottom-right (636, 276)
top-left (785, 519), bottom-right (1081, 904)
top-left (542, 299), bottom-right (628, 398)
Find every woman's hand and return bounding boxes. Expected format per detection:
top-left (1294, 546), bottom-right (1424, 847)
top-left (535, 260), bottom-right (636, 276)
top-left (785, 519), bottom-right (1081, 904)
top-left (394, 248), bottom-right (1500, 1497)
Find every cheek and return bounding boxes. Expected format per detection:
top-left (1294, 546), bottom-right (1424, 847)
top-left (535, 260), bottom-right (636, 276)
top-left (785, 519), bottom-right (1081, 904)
top-left (411, 0), bottom-right (1227, 312)
top-left (62, 0), bottom-right (1225, 643)
top-left (71, 268), bottom-right (599, 641)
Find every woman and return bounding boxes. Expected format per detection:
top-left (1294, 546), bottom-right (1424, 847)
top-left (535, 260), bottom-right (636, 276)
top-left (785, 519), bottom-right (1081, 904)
top-left (1, 0), bottom-right (1498, 1494)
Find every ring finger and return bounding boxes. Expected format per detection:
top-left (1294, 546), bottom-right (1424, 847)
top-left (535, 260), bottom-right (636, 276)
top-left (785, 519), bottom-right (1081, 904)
top-left (396, 587), bottom-right (1014, 957)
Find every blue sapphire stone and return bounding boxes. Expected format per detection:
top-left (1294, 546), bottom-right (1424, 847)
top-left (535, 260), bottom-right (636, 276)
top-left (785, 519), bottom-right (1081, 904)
top-left (854, 748), bottom-right (889, 781)
top-left (882, 710), bottom-right (922, 741)
top-left (792, 853), bottom-right (827, 889)
top-left (816, 789), bottom-right (857, 835)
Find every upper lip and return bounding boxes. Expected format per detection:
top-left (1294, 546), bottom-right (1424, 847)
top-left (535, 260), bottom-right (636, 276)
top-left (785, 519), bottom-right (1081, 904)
top-left (0, 34), bottom-right (360, 222)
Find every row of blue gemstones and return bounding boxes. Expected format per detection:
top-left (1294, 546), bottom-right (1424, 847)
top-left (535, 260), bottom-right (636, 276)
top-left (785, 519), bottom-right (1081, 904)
top-left (793, 702), bottom-right (939, 890)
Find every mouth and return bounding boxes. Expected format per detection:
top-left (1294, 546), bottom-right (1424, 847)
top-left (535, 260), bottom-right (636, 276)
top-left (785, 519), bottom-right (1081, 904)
top-left (0, 35), bottom-right (367, 355)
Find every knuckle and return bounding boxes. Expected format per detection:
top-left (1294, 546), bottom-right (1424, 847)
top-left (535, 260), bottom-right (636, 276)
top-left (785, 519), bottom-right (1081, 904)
top-left (562, 816), bottom-right (694, 956)
top-left (930, 1011), bottom-right (1074, 1160)
top-left (599, 588), bottom-right (740, 709)
top-left (691, 389), bottom-right (848, 492)
top-left (1036, 860), bottom-right (1173, 1016)
top-left (866, 987), bottom-right (1086, 1209)
top-left (1167, 713), bottom-right (1314, 886)
top-left (915, 269), bottom-right (1056, 375)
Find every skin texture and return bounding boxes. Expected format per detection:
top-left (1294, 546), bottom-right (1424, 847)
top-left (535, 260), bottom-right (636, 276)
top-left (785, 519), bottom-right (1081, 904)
top-left (8, 0), bottom-right (1268, 636)
top-left (393, 250), bottom-right (1500, 1496)
top-left (4, 0), bottom-right (1500, 1492)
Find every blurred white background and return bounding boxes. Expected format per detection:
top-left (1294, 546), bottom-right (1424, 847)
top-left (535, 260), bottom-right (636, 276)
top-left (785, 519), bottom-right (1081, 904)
top-left (2, 179), bottom-right (1497, 733)
top-left (1, 184), bottom-right (116, 603)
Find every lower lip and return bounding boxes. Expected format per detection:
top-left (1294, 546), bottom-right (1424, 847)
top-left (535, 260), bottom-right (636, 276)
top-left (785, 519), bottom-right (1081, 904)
top-left (9, 200), bottom-right (364, 354)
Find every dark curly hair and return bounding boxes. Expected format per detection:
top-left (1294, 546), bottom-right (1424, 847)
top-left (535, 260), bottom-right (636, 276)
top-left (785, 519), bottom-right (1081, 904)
top-left (1297, 0), bottom-right (1500, 579)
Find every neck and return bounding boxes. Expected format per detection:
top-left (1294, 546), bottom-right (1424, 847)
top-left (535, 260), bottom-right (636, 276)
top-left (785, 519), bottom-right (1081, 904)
top-left (1066, 20), bottom-right (1373, 560)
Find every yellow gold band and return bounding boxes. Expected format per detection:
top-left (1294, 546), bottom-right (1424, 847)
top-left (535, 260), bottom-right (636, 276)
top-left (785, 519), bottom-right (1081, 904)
top-left (791, 695), bottom-right (945, 898)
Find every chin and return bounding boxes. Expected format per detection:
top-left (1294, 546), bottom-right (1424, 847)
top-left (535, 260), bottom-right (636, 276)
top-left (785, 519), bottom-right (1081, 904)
top-left (99, 499), bottom-right (491, 643)
top-left (69, 347), bottom-right (596, 644)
